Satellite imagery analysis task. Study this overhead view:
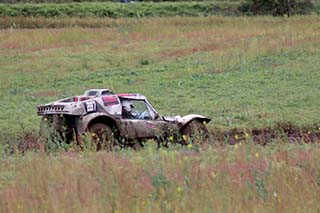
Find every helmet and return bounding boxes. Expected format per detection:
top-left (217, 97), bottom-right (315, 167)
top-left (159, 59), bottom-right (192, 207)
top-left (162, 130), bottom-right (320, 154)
top-left (122, 100), bottom-right (133, 112)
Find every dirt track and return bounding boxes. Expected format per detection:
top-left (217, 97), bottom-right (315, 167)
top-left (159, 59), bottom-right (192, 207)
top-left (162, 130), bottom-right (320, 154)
top-left (211, 123), bottom-right (320, 145)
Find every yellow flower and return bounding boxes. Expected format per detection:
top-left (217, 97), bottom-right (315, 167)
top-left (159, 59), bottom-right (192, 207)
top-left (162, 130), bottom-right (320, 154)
top-left (177, 187), bottom-right (183, 193)
top-left (44, 117), bottom-right (48, 121)
top-left (234, 144), bottom-right (238, 149)
top-left (187, 144), bottom-right (193, 149)
top-left (169, 135), bottom-right (174, 141)
top-left (245, 133), bottom-right (250, 138)
top-left (91, 133), bottom-right (96, 137)
top-left (183, 135), bottom-right (188, 141)
top-left (255, 153), bottom-right (259, 158)
top-left (203, 121), bottom-right (207, 125)
top-left (235, 134), bottom-right (239, 140)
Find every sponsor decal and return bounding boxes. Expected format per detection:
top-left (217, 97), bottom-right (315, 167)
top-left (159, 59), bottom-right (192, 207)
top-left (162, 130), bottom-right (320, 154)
top-left (85, 101), bottom-right (96, 112)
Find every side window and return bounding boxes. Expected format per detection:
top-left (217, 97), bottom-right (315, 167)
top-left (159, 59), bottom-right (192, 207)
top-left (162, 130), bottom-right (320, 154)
top-left (88, 91), bottom-right (97, 96)
top-left (121, 99), bottom-right (152, 120)
top-left (101, 90), bottom-right (112, 96)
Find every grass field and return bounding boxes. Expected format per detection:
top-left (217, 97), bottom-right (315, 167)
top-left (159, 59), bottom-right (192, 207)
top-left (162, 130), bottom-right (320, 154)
top-left (1, 16), bottom-right (320, 142)
top-left (1, 15), bottom-right (320, 211)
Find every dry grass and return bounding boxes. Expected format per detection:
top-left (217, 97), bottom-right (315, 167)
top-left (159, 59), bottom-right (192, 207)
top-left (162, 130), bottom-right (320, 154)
top-left (1, 142), bottom-right (320, 212)
top-left (1, 16), bottom-right (320, 69)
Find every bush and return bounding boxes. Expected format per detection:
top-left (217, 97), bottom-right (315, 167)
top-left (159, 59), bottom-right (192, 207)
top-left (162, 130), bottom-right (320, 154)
top-left (241, 0), bottom-right (315, 16)
top-left (0, 2), bottom-right (243, 18)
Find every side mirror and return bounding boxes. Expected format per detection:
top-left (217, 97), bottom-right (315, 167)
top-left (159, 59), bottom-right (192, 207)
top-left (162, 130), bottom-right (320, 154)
top-left (154, 113), bottom-right (160, 120)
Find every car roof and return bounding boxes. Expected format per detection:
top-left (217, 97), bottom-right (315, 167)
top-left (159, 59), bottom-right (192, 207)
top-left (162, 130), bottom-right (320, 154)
top-left (117, 93), bottom-right (147, 100)
top-left (86, 89), bottom-right (112, 92)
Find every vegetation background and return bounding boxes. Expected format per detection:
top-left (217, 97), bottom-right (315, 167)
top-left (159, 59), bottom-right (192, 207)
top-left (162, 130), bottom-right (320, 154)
top-left (0, 0), bottom-right (320, 211)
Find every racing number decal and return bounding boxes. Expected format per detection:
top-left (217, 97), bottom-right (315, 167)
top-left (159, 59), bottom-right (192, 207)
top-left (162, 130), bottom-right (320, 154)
top-left (85, 101), bottom-right (96, 113)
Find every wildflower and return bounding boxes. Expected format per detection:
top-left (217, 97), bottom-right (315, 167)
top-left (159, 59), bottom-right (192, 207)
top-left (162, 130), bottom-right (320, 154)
top-left (91, 133), bottom-right (96, 137)
top-left (211, 171), bottom-right (217, 178)
top-left (273, 192), bottom-right (278, 198)
top-left (60, 114), bottom-right (63, 117)
top-left (187, 144), bottom-right (193, 149)
top-left (245, 133), bottom-right (250, 138)
top-left (169, 135), bottom-right (174, 141)
top-left (203, 121), bottom-right (207, 125)
top-left (308, 130), bottom-right (311, 134)
top-left (235, 134), bottom-right (239, 140)
top-left (234, 144), bottom-right (238, 149)
top-left (177, 187), bottom-right (183, 193)
top-left (44, 117), bottom-right (48, 121)
top-left (255, 153), bottom-right (259, 158)
top-left (183, 135), bottom-right (188, 141)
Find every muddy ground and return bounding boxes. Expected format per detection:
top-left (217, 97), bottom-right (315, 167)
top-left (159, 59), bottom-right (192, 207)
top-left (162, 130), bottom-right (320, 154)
top-left (11, 123), bottom-right (320, 153)
top-left (211, 123), bottom-right (320, 145)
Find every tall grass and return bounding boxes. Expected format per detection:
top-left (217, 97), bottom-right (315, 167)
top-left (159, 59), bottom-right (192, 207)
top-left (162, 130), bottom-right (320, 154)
top-left (1, 142), bottom-right (320, 212)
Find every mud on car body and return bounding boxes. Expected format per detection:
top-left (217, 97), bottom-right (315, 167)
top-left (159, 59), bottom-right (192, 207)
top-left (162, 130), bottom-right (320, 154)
top-left (37, 89), bottom-right (211, 149)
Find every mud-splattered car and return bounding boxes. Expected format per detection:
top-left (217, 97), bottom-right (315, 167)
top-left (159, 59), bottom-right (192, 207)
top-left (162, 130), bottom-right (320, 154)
top-left (37, 89), bottom-right (211, 149)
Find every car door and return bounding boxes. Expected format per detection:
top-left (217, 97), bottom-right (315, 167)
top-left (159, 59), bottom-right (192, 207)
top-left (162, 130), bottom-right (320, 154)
top-left (119, 99), bottom-right (172, 139)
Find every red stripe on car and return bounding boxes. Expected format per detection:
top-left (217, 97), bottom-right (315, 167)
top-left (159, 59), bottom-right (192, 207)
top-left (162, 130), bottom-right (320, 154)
top-left (102, 96), bottom-right (119, 106)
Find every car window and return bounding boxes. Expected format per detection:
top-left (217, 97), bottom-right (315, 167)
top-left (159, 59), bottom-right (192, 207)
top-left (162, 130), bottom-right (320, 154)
top-left (88, 91), bottom-right (97, 96)
top-left (101, 90), bottom-right (112, 96)
top-left (121, 99), bottom-right (152, 120)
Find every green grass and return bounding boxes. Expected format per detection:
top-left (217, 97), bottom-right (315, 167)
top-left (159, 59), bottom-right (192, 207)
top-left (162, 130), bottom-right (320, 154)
top-left (1, 16), bottom-right (320, 143)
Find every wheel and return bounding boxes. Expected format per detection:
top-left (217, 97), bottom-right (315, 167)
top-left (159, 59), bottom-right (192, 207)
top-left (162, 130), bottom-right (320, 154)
top-left (180, 120), bottom-right (210, 145)
top-left (89, 123), bottom-right (116, 151)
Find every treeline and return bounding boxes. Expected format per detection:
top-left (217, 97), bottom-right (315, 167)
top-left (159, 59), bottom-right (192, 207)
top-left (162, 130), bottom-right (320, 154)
top-left (0, 0), bottom-right (240, 2)
top-left (0, 0), bottom-right (241, 3)
top-left (0, 1), bottom-right (317, 18)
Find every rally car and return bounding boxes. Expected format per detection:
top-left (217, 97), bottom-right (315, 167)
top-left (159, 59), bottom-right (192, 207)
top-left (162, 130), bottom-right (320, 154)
top-left (37, 89), bottom-right (211, 149)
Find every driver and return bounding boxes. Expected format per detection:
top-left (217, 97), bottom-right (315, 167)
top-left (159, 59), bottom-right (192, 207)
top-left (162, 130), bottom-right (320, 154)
top-left (121, 100), bottom-right (136, 119)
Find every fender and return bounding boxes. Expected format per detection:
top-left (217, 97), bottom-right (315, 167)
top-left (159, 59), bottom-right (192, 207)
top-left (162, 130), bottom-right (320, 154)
top-left (178, 114), bottom-right (211, 128)
top-left (75, 112), bottom-right (119, 134)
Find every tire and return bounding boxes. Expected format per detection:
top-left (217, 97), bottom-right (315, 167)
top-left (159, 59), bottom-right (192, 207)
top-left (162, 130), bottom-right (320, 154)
top-left (180, 120), bottom-right (210, 145)
top-left (89, 123), bottom-right (115, 151)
